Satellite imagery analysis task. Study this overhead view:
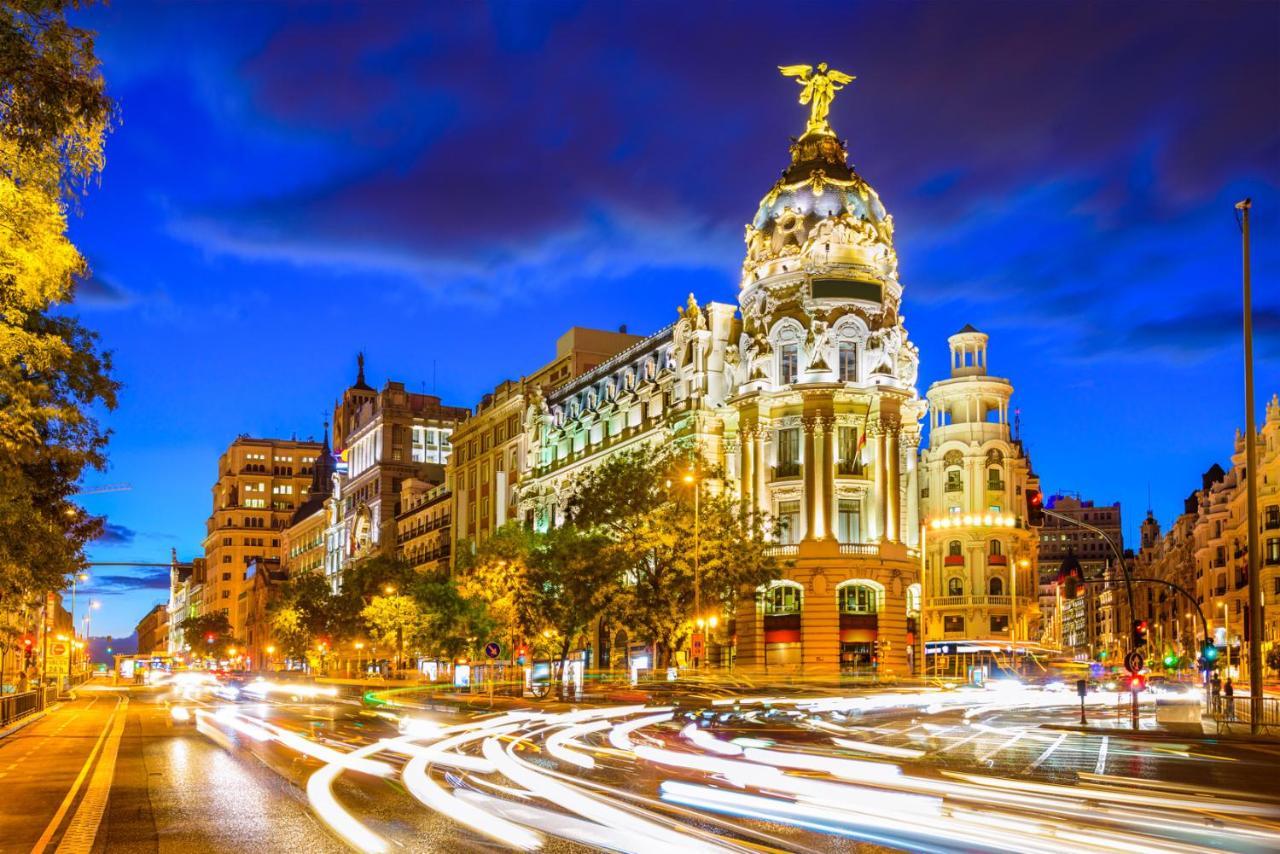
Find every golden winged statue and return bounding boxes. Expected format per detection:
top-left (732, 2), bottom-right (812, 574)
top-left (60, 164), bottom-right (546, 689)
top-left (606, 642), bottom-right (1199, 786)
top-left (779, 62), bottom-right (855, 134)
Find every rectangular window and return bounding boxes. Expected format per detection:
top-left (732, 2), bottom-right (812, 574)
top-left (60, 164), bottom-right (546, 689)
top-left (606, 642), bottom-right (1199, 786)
top-left (1267, 538), bottom-right (1280, 565)
top-left (945, 469), bottom-right (962, 492)
top-left (990, 615), bottom-right (1010, 633)
top-left (837, 499), bottom-right (861, 543)
top-left (943, 615), bottom-right (965, 634)
top-left (777, 428), bottom-right (801, 478)
top-left (838, 342), bottom-right (856, 382)
top-left (779, 344), bottom-right (799, 384)
top-left (837, 426), bottom-right (861, 474)
top-left (777, 500), bottom-right (801, 545)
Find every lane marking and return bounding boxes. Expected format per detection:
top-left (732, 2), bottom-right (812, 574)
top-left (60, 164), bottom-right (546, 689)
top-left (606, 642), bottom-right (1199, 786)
top-left (55, 698), bottom-right (130, 853)
top-left (1027, 734), bottom-right (1067, 771)
top-left (937, 729), bottom-right (984, 754)
top-left (29, 697), bottom-right (121, 854)
top-left (977, 731), bottom-right (1024, 763)
top-left (1094, 736), bottom-right (1109, 775)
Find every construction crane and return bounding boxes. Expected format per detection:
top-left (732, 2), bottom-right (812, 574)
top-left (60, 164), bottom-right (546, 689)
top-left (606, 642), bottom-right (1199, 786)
top-left (74, 483), bottom-right (133, 496)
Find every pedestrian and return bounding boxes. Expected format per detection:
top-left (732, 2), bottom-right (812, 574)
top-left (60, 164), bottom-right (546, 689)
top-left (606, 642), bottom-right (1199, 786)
top-left (1224, 677), bottom-right (1235, 721)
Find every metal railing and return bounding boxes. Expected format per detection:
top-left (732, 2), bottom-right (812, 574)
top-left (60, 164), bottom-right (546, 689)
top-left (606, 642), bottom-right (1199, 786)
top-left (0, 686), bottom-right (57, 729)
top-left (1209, 695), bottom-right (1280, 731)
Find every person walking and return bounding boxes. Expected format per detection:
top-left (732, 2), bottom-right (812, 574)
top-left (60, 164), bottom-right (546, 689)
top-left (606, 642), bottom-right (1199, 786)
top-left (1224, 677), bottom-right (1236, 721)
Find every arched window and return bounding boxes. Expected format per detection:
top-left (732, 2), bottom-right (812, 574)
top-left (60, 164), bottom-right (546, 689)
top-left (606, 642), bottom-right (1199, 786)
top-left (948, 540), bottom-right (962, 557)
top-left (905, 583), bottom-right (921, 617)
top-left (838, 581), bottom-right (883, 615)
top-left (989, 540), bottom-right (1002, 556)
top-left (947, 577), bottom-right (963, 596)
top-left (989, 576), bottom-right (1004, 596)
top-left (987, 466), bottom-right (1003, 490)
top-left (761, 580), bottom-right (803, 616)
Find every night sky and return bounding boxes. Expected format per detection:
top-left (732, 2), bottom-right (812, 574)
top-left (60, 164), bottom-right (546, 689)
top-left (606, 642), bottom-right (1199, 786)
top-left (68, 1), bottom-right (1279, 638)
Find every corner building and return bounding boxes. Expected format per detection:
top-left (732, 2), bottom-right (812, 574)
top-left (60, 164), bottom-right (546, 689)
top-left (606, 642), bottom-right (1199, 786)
top-left (520, 112), bottom-right (926, 676)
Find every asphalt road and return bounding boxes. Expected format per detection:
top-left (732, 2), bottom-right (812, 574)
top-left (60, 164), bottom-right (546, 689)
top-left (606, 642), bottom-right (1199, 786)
top-left (7, 678), bottom-right (1280, 853)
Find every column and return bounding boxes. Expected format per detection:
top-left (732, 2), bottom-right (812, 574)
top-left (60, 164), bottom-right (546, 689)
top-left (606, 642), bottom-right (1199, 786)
top-left (739, 428), bottom-right (755, 518)
top-left (822, 417), bottom-right (837, 540)
top-left (802, 418), bottom-right (818, 541)
top-left (887, 421), bottom-right (901, 543)
top-left (872, 420), bottom-right (887, 541)
top-left (756, 426), bottom-right (769, 518)
top-left (904, 433), bottom-right (919, 546)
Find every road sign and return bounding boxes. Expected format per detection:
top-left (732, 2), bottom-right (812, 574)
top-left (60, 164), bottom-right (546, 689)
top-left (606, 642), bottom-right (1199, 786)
top-left (484, 642), bottom-right (501, 659)
top-left (1124, 650), bottom-right (1144, 674)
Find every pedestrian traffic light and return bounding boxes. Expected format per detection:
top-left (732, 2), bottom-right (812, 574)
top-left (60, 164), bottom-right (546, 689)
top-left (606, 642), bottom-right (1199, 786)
top-left (1126, 674), bottom-right (1146, 693)
top-left (1025, 488), bottom-right (1045, 527)
top-left (1132, 619), bottom-right (1149, 649)
top-left (1201, 641), bottom-right (1219, 664)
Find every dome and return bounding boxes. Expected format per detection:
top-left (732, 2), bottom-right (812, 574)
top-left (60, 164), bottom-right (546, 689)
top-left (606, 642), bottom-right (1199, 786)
top-left (742, 130), bottom-right (897, 286)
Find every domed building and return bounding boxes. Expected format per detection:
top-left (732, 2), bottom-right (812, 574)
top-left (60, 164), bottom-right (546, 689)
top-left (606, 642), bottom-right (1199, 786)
top-left (725, 83), bottom-right (925, 676)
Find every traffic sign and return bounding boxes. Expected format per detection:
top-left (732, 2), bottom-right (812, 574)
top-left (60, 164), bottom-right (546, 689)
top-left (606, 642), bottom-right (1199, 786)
top-left (1124, 650), bottom-right (1144, 674)
top-left (484, 642), bottom-right (501, 659)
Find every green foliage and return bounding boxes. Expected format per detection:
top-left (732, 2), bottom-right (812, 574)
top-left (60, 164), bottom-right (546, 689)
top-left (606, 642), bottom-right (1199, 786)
top-left (1267, 645), bottom-right (1280, 674)
top-left (180, 612), bottom-right (239, 660)
top-left (0, 0), bottom-right (117, 606)
top-left (269, 572), bottom-right (340, 660)
top-left (413, 578), bottom-right (494, 662)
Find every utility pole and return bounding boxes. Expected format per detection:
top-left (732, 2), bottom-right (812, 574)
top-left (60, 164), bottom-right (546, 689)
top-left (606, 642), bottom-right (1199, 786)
top-left (1237, 198), bottom-right (1263, 734)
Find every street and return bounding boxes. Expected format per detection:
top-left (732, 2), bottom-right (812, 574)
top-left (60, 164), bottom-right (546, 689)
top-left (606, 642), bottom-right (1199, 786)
top-left (6, 678), bottom-right (1280, 853)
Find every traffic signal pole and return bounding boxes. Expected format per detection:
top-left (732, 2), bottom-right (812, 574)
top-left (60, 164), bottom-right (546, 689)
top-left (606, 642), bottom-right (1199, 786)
top-left (1236, 199), bottom-right (1263, 735)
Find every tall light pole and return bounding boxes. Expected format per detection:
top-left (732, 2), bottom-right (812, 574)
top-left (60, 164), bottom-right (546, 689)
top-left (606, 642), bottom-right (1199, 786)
top-left (1236, 198), bottom-right (1263, 733)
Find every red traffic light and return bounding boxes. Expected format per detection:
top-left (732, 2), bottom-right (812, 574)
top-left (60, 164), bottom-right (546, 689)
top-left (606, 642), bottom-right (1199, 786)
top-left (205, 633), bottom-right (215, 644)
top-left (1127, 674), bottom-right (1146, 692)
top-left (22, 636), bottom-right (33, 648)
top-left (1025, 488), bottom-right (1045, 527)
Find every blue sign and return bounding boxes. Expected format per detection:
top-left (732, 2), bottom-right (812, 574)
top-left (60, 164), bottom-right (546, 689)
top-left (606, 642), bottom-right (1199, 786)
top-left (484, 642), bottom-right (501, 659)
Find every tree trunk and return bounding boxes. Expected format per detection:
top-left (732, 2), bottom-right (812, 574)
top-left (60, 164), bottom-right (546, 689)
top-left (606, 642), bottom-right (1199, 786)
top-left (556, 635), bottom-right (572, 701)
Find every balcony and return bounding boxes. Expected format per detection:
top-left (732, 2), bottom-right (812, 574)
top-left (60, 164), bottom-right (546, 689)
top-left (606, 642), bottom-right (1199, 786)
top-left (773, 462), bottom-right (802, 480)
top-left (986, 480), bottom-right (1005, 491)
top-left (944, 555), bottom-right (965, 566)
top-left (944, 481), bottom-right (963, 493)
top-left (931, 594), bottom-right (1014, 608)
top-left (836, 460), bottom-right (865, 476)
top-left (988, 554), bottom-right (1008, 566)
top-left (839, 543), bottom-right (879, 556)
top-left (765, 544), bottom-right (799, 557)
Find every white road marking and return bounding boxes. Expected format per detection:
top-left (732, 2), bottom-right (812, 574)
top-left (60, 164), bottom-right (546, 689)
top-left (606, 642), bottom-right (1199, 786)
top-left (1094, 736), bottom-right (1109, 775)
top-left (1028, 734), bottom-right (1067, 770)
top-left (978, 731), bottom-right (1024, 763)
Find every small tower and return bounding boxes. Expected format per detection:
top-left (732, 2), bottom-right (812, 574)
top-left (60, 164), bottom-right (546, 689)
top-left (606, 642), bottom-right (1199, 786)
top-left (948, 325), bottom-right (988, 378)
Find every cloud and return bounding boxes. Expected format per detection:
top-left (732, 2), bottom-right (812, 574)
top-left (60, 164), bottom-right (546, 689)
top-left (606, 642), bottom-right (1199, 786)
top-left (76, 273), bottom-right (135, 309)
top-left (90, 573), bottom-right (169, 593)
top-left (94, 522), bottom-right (137, 545)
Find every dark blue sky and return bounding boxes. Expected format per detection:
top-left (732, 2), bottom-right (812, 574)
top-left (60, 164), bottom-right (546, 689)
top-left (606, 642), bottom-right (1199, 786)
top-left (69, 1), bottom-right (1279, 637)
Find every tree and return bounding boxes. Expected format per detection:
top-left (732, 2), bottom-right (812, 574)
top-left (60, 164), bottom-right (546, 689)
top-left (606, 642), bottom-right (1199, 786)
top-left (361, 594), bottom-right (422, 671)
top-left (456, 523), bottom-right (541, 648)
top-left (268, 572), bottom-right (336, 662)
top-left (413, 578), bottom-right (495, 663)
top-left (566, 446), bottom-right (780, 668)
top-left (0, 1), bottom-right (117, 606)
top-left (180, 612), bottom-right (239, 662)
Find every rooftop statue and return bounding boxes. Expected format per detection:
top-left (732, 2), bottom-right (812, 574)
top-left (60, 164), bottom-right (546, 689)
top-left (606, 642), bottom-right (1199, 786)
top-left (778, 62), bottom-right (855, 135)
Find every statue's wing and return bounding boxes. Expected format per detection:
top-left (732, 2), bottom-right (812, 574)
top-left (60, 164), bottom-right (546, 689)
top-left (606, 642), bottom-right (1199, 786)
top-left (778, 64), bottom-right (812, 79)
top-left (828, 70), bottom-right (856, 85)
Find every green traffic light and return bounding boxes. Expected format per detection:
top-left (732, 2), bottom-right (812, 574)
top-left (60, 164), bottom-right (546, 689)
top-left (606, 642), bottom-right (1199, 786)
top-left (1098, 650), bottom-right (1107, 660)
top-left (1163, 652), bottom-right (1177, 667)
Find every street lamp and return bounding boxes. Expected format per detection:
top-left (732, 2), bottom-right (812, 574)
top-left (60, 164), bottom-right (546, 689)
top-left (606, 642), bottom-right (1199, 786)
top-left (354, 641), bottom-right (365, 677)
top-left (1220, 601), bottom-right (1231, 677)
top-left (383, 585), bottom-right (397, 596)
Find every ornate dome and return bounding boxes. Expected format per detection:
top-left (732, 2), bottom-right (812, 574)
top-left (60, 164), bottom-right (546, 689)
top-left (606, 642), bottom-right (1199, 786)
top-left (742, 131), bottom-right (897, 286)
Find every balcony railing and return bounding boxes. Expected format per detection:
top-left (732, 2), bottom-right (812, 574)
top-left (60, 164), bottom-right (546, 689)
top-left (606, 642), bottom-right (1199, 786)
top-left (836, 461), bottom-right (865, 476)
top-left (765, 544), bottom-right (799, 557)
top-left (773, 462), bottom-right (802, 479)
top-left (986, 480), bottom-right (1005, 491)
top-left (930, 594), bottom-right (1015, 608)
top-left (944, 555), bottom-right (965, 566)
top-left (839, 543), bottom-right (879, 556)
top-left (944, 482), bottom-right (963, 493)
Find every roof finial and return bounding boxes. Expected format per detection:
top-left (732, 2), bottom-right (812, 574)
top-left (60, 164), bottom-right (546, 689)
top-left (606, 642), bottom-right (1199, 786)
top-left (356, 351), bottom-right (366, 385)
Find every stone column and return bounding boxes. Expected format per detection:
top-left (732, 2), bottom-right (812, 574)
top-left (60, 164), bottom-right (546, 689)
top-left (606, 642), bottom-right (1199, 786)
top-left (868, 419), bottom-right (886, 542)
top-left (903, 432), bottom-right (920, 546)
top-left (739, 427), bottom-right (755, 518)
top-left (802, 417), bottom-right (818, 541)
top-left (756, 425), bottom-right (770, 518)
top-left (822, 416), bottom-right (837, 540)
top-left (887, 418), bottom-right (901, 543)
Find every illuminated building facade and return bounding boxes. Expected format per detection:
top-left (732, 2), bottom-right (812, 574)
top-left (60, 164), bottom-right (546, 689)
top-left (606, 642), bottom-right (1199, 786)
top-left (920, 327), bottom-right (1040, 668)
top-left (396, 479), bottom-right (453, 574)
top-left (134, 603), bottom-right (168, 657)
top-left (1036, 494), bottom-right (1123, 659)
top-left (324, 355), bottom-right (468, 591)
top-left (201, 435), bottom-right (323, 640)
top-left (281, 428), bottom-right (336, 579)
top-left (450, 327), bottom-right (641, 557)
top-left (520, 85), bottom-right (927, 676)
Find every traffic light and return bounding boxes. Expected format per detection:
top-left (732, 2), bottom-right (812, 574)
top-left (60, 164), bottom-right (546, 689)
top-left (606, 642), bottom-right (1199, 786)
top-left (1201, 641), bottom-right (1219, 665)
top-left (1058, 551), bottom-right (1084, 598)
top-left (205, 633), bottom-right (215, 644)
top-left (1025, 488), bottom-right (1045, 527)
top-left (1132, 619), bottom-right (1149, 649)
top-left (1126, 674), bottom-right (1146, 693)
top-left (1162, 650), bottom-right (1178, 668)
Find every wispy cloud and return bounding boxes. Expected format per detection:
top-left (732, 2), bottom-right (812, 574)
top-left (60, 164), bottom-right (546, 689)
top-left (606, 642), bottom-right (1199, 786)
top-left (94, 522), bottom-right (137, 546)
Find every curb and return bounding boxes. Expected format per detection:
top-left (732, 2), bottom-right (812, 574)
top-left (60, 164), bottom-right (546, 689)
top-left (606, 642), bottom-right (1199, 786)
top-left (0, 701), bottom-right (63, 740)
top-left (1041, 722), bottom-right (1280, 745)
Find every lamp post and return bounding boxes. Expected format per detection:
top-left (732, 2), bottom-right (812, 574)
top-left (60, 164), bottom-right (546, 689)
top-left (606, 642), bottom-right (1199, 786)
top-left (1220, 601), bottom-right (1231, 677)
top-left (1235, 198), bottom-right (1263, 732)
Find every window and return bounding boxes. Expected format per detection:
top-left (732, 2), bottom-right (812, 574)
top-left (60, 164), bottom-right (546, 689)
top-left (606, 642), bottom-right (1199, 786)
top-left (989, 540), bottom-right (1002, 556)
top-left (222, 555), bottom-right (231, 563)
top-left (943, 615), bottom-right (965, 633)
top-left (947, 577), bottom-right (963, 596)
top-left (777, 501), bottom-right (801, 544)
top-left (948, 540), bottom-right (962, 557)
top-left (221, 590), bottom-right (230, 599)
top-left (1267, 505), bottom-right (1280, 530)
top-left (763, 583), bottom-right (802, 615)
top-left (839, 582), bottom-right (882, 614)
top-left (1267, 538), bottom-right (1280, 565)
top-left (837, 500), bottom-right (861, 543)
top-left (838, 342), bottom-right (857, 381)
top-left (987, 467), bottom-right (1003, 490)
top-left (837, 426), bottom-right (861, 474)
top-left (777, 428), bottom-right (801, 477)
top-left (988, 576), bottom-right (1004, 596)
top-left (945, 469), bottom-right (963, 492)
top-left (779, 343), bottom-right (799, 384)
top-left (990, 615), bottom-right (1009, 633)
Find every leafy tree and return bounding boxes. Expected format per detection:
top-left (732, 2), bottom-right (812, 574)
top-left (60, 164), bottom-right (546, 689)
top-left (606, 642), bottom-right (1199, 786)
top-left (566, 446), bottom-right (780, 667)
top-left (456, 523), bottom-right (541, 648)
top-left (1, 1), bottom-right (117, 607)
top-left (361, 593), bottom-right (422, 670)
top-left (413, 578), bottom-right (495, 662)
top-left (180, 612), bottom-right (239, 661)
top-left (268, 572), bottom-right (338, 661)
